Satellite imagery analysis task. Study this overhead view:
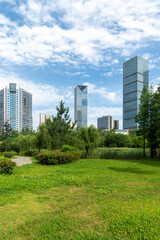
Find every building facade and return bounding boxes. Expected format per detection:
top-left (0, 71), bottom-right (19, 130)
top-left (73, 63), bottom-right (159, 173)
top-left (0, 83), bottom-right (32, 132)
top-left (114, 120), bottom-right (119, 130)
top-left (123, 56), bottom-right (149, 129)
top-left (74, 85), bottom-right (87, 128)
top-left (39, 113), bottom-right (50, 125)
top-left (97, 116), bottom-right (114, 130)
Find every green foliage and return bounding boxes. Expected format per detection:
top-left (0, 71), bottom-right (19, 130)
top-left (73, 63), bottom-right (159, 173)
top-left (3, 120), bottom-right (11, 138)
top-left (136, 86), bottom-right (160, 158)
top-left (14, 134), bottom-right (37, 152)
top-left (79, 125), bottom-right (101, 158)
top-left (64, 130), bottom-right (85, 150)
top-left (20, 150), bottom-right (39, 157)
top-left (45, 100), bottom-right (75, 149)
top-left (91, 148), bottom-right (144, 160)
top-left (3, 152), bottom-right (14, 158)
top-left (104, 130), bottom-right (131, 148)
top-left (131, 135), bottom-right (148, 148)
top-left (135, 87), bottom-right (150, 157)
top-left (35, 150), bottom-right (80, 165)
top-left (61, 145), bottom-right (78, 153)
top-left (35, 124), bottom-right (51, 152)
top-left (0, 158), bottom-right (16, 173)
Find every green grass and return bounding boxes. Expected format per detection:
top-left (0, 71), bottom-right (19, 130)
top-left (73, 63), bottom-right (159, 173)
top-left (0, 158), bottom-right (160, 239)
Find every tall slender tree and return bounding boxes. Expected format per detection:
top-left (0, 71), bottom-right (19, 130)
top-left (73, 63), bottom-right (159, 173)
top-left (135, 87), bottom-right (149, 158)
top-left (136, 86), bottom-right (160, 158)
top-left (46, 101), bottom-right (75, 149)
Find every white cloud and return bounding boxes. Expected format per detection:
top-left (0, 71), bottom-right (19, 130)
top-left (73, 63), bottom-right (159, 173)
top-left (103, 72), bottom-right (112, 77)
top-left (83, 82), bottom-right (122, 102)
top-left (0, 0), bottom-right (14, 3)
top-left (0, 0), bottom-right (160, 66)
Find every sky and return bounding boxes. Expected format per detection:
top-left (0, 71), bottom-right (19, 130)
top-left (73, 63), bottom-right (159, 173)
top-left (0, 0), bottom-right (160, 129)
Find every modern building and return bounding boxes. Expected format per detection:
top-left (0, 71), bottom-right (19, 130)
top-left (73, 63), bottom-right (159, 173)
top-left (114, 120), bottom-right (119, 130)
top-left (123, 56), bottom-right (149, 129)
top-left (0, 83), bottom-right (32, 132)
top-left (97, 116), bottom-right (114, 130)
top-left (115, 129), bottom-right (129, 135)
top-left (39, 113), bottom-right (50, 125)
top-left (74, 85), bottom-right (87, 128)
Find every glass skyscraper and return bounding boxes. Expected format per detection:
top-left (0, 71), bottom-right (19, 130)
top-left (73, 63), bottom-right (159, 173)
top-left (74, 85), bottom-right (87, 128)
top-left (0, 83), bottom-right (32, 132)
top-left (123, 56), bottom-right (149, 129)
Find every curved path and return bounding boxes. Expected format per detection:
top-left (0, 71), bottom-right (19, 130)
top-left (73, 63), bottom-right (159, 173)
top-left (12, 156), bottom-right (32, 166)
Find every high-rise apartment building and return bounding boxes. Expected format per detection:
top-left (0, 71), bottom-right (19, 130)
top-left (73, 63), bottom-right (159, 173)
top-left (39, 113), bottom-right (50, 125)
top-left (74, 85), bottom-right (87, 128)
top-left (97, 116), bottom-right (114, 130)
top-left (123, 56), bottom-right (149, 129)
top-left (0, 83), bottom-right (32, 132)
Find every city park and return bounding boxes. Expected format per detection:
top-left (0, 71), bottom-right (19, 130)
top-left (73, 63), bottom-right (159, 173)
top-left (0, 86), bottom-right (160, 239)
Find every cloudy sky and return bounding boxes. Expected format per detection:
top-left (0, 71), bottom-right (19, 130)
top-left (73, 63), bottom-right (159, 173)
top-left (0, 0), bottom-right (160, 129)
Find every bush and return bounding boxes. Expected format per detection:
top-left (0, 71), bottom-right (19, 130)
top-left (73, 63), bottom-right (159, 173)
top-left (61, 145), bottom-right (78, 153)
top-left (35, 150), bottom-right (80, 165)
top-left (20, 150), bottom-right (39, 157)
top-left (3, 152), bottom-right (14, 158)
top-left (0, 158), bottom-right (16, 173)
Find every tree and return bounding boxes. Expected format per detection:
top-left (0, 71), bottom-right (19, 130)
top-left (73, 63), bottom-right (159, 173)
top-left (46, 100), bottom-right (75, 149)
top-left (135, 86), bottom-right (160, 158)
top-left (36, 124), bottom-right (51, 152)
top-left (14, 134), bottom-right (36, 152)
top-left (148, 86), bottom-right (160, 158)
top-left (103, 130), bottom-right (131, 148)
top-left (79, 125), bottom-right (101, 158)
top-left (135, 87), bottom-right (150, 158)
top-left (3, 120), bottom-right (11, 138)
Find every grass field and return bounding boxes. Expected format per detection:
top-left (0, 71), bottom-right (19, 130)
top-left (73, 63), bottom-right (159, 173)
top-left (0, 158), bottom-right (160, 240)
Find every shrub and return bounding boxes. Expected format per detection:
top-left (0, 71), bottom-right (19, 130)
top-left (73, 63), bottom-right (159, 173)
top-left (0, 158), bottom-right (16, 173)
top-left (20, 150), bottom-right (39, 157)
top-left (61, 145), bottom-right (78, 153)
top-left (3, 152), bottom-right (14, 158)
top-left (35, 150), bottom-right (80, 165)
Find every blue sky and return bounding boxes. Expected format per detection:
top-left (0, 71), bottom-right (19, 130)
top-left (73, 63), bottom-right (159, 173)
top-left (0, 0), bottom-right (160, 129)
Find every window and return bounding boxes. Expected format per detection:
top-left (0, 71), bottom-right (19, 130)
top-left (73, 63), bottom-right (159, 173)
top-left (0, 95), bottom-right (3, 107)
top-left (24, 97), bottom-right (27, 107)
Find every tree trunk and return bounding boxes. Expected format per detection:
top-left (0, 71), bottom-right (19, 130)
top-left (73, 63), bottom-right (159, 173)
top-left (150, 146), bottom-right (154, 158)
top-left (143, 135), bottom-right (146, 158)
top-left (86, 147), bottom-right (89, 158)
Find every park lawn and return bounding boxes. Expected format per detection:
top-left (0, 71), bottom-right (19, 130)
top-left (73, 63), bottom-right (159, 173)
top-left (0, 159), bottom-right (160, 240)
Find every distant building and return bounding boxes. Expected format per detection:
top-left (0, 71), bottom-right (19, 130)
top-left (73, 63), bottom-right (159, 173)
top-left (115, 129), bottom-right (129, 135)
top-left (114, 120), bottom-right (119, 130)
top-left (97, 116), bottom-right (114, 130)
top-left (39, 113), bottom-right (50, 125)
top-left (123, 55), bottom-right (149, 129)
top-left (74, 85), bottom-right (87, 128)
top-left (0, 83), bottom-right (32, 132)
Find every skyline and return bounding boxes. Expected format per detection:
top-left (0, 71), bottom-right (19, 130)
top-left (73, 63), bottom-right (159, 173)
top-left (0, 0), bottom-right (160, 129)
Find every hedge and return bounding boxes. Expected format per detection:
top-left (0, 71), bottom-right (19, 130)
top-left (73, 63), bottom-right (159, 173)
top-left (35, 150), bottom-right (80, 165)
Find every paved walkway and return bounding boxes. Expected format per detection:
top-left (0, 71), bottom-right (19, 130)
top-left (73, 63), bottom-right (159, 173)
top-left (12, 156), bottom-right (32, 166)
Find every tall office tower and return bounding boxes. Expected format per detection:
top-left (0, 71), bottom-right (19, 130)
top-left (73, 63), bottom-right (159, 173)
top-left (123, 56), bottom-right (149, 129)
top-left (74, 85), bottom-right (87, 128)
top-left (97, 116), bottom-right (114, 130)
top-left (39, 113), bottom-right (50, 125)
top-left (114, 120), bottom-right (119, 130)
top-left (0, 83), bottom-right (32, 132)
